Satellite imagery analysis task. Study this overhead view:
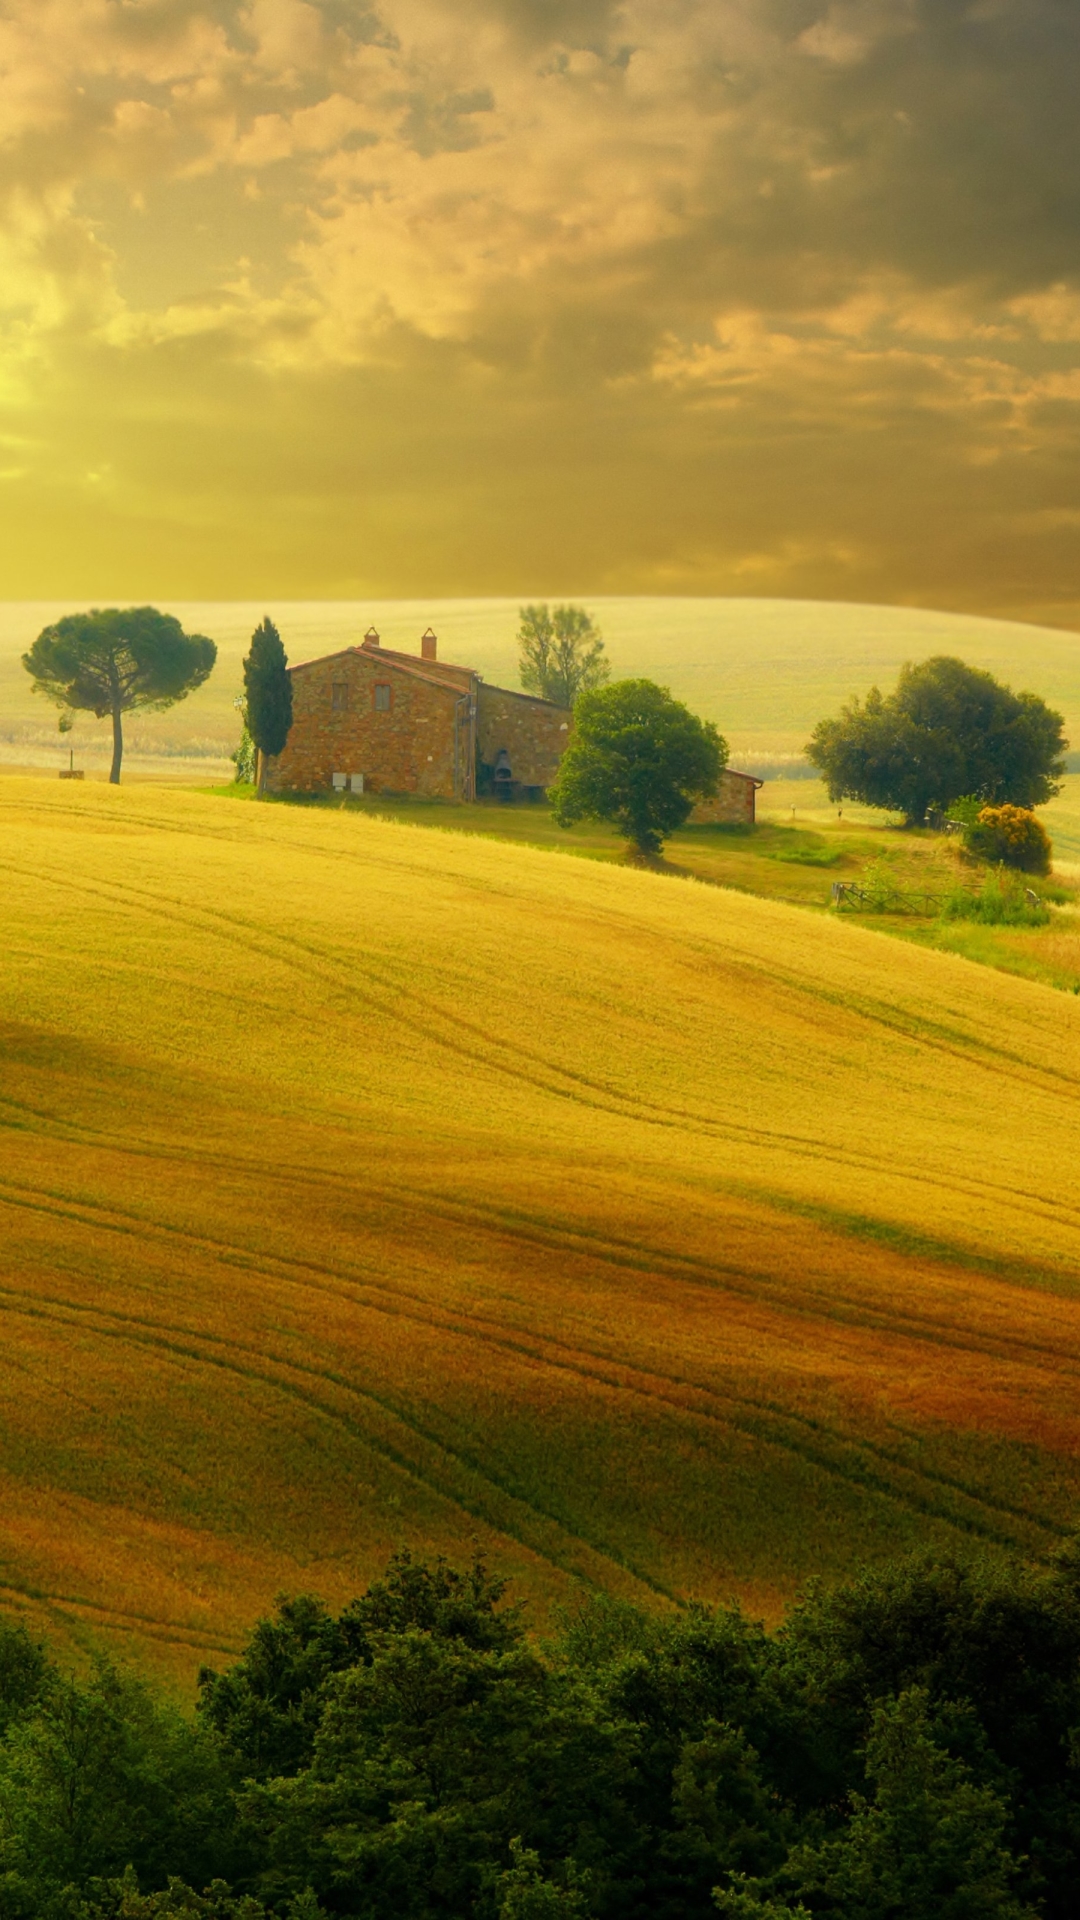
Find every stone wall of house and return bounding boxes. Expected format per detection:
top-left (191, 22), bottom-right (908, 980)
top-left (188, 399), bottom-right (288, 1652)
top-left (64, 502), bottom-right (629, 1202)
top-left (688, 770), bottom-right (760, 825)
top-left (264, 648), bottom-right (468, 798)
top-left (475, 687), bottom-right (571, 790)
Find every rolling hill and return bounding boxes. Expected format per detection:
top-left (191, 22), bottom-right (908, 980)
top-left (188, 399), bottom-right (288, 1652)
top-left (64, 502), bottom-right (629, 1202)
top-left (3, 780), bottom-right (1080, 1687)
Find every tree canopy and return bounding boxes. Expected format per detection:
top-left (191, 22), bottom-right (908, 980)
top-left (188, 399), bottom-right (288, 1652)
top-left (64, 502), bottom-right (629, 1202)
top-left (1, 1541), bottom-right (1079, 1918)
top-left (518, 604), bottom-right (609, 708)
top-left (22, 606), bottom-right (216, 784)
top-left (551, 679), bottom-right (726, 854)
top-left (806, 655), bottom-right (1067, 824)
top-left (242, 618), bottom-right (292, 792)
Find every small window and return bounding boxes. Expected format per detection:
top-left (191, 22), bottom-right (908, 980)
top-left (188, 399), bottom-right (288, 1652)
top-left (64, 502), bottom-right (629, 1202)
top-left (331, 681), bottom-right (349, 711)
top-left (373, 683), bottom-right (392, 712)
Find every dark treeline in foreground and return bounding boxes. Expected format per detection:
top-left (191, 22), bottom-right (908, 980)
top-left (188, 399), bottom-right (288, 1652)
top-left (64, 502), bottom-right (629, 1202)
top-left (3, 1546), bottom-right (1080, 1920)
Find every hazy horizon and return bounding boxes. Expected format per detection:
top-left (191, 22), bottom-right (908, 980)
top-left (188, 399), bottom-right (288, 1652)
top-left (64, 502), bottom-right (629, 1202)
top-left (5, 593), bottom-right (1079, 773)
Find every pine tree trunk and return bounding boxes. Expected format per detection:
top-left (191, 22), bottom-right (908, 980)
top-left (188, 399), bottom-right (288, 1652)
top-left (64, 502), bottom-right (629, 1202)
top-left (109, 706), bottom-right (123, 785)
top-left (256, 747), bottom-right (266, 796)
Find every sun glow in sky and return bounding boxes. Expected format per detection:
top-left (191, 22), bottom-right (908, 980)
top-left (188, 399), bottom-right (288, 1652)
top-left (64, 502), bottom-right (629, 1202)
top-left (0, 1), bottom-right (1078, 616)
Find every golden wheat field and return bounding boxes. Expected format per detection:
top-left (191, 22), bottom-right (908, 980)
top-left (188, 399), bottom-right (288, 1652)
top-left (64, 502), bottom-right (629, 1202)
top-left (3, 779), bottom-right (1080, 1687)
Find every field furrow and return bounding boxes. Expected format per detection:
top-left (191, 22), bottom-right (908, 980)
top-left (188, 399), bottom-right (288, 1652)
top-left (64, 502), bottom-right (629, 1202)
top-left (2, 781), bottom-right (1080, 1681)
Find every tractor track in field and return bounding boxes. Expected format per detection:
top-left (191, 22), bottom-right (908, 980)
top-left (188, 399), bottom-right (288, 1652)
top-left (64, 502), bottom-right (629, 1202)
top-left (9, 790), bottom-right (1080, 1086)
top-left (6, 856), bottom-right (1080, 1249)
top-left (5, 1029), bottom-right (1080, 1287)
top-left (0, 1266), bottom-right (1061, 1566)
top-left (0, 1175), bottom-right (1070, 1558)
top-left (0, 1574), bottom-right (245, 1659)
top-left (0, 1278), bottom-right (680, 1608)
top-left (3, 815), bottom-right (1080, 1613)
top-left (9, 1078), bottom-right (1080, 1292)
top-left (4, 1145), bottom-right (1080, 1383)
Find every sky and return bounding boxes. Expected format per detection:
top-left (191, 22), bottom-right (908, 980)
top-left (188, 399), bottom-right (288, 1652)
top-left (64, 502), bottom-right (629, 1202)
top-left (0, 0), bottom-right (1078, 619)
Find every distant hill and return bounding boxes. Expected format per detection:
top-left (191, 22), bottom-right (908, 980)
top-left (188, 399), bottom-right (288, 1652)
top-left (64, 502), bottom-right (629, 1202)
top-left (3, 597), bottom-right (1078, 772)
top-left (2, 780), bottom-right (1079, 1687)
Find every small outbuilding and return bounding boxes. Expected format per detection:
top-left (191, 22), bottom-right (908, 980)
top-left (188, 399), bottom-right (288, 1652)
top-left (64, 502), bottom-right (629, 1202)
top-left (688, 768), bottom-right (764, 826)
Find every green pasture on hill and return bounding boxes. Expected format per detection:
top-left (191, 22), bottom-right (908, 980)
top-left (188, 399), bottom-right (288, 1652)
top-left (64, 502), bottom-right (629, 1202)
top-left (220, 774), bottom-right (1080, 996)
top-left (3, 595), bottom-right (1079, 775)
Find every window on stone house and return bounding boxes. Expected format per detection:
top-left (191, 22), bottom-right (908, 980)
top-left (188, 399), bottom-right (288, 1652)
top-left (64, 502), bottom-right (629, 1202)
top-left (331, 681), bottom-right (349, 711)
top-left (374, 683), bottom-right (392, 712)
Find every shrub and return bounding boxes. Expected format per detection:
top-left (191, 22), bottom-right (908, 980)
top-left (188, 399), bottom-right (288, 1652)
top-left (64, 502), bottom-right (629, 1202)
top-left (861, 856), bottom-right (900, 911)
top-left (964, 804), bottom-right (1051, 874)
top-left (939, 876), bottom-right (1050, 927)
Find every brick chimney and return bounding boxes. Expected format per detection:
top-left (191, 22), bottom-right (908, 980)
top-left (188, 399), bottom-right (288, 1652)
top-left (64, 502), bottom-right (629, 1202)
top-left (420, 627), bottom-right (437, 661)
top-left (363, 626), bottom-right (380, 648)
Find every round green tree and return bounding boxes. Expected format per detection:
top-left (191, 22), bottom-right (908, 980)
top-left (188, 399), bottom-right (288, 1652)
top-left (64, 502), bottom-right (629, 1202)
top-left (551, 679), bottom-right (726, 855)
top-left (807, 655), bottom-right (1066, 826)
top-left (22, 607), bottom-right (217, 784)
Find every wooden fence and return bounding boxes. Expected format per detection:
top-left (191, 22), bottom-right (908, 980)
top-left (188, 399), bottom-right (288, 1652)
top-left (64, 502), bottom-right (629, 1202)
top-left (831, 881), bottom-right (1041, 914)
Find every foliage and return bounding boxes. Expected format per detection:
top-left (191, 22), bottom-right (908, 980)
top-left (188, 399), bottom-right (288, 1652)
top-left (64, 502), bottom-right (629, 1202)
top-left (857, 855), bottom-right (900, 910)
top-left (197, 1554), bottom-right (519, 1782)
top-left (763, 839), bottom-right (842, 868)
top-left (22, 607), bottom-right (217, 784)
top-left (231, 695), bottom-right (256, 785)
top-left (242, 619), bottom-right (292, 791)
top-left (494, 1838), bottom-right (589, 1918)
top-left (940, 876), bottom-right (1050, 927)
top-left (746, 1688), bottom-right (1036, 1920)
top-left (964, 804), bottom-right (1052, 874)
top-left (517, 606), bottom-right (609, 709)
top-left (944, 795), bottom-right (984, 829)
top-left (67, 1867), bottom-right (271, 1920)
top-left (0, 1547), bottom-right (1078, 1918)
top-left (806, 656), bottom-right (1067, 824)
top-left (551, 679), bottom-right (727, 853)
top-left (0, 1654), bottom-right (240, 1905)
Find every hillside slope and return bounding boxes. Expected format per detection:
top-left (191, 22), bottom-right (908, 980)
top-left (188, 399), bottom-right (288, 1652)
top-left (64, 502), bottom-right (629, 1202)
top-left (2, 782), bottom-right (1080, 1683)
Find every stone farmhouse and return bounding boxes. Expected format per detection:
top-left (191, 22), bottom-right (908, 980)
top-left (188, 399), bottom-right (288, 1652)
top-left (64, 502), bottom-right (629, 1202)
top-left (264, 625), bottom-right (764, 821)
top-left (264, 627), bottom-right (570, 802)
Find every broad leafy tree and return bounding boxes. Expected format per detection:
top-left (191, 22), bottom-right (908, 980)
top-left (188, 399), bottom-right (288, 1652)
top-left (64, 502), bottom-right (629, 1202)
top-left (518, 603), bottom-right (609, 708)
top-left (22, 607), bottom-right (216, 784)
top-left (242, 617), bottom-right (292, 794)
top-left (552, 679), bottom-right (727, 855)
top-left (807, 656), bottom-right (1067, 825)
top-left (2, 1543), bottom-right (1080, 1917)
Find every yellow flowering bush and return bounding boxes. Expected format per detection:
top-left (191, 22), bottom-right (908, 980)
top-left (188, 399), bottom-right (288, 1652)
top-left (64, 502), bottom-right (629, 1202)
top-left (965, 803), bottom-right (1052, 874)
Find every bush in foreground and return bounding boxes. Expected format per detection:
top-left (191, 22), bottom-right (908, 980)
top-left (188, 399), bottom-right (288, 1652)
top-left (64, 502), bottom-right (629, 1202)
top-left (964, 804), bottom-right (1053, 875)
top-left (1, 1545), bottom-right (1080, 1918)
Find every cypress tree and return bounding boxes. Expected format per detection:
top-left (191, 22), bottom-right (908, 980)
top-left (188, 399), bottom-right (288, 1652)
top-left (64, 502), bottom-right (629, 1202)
top-left (242, 617), bottom-right (292, 795)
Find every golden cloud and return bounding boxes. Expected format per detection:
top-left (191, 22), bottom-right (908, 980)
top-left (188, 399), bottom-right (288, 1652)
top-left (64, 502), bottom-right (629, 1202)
top-left (0, 0), bottom-right (1076, 615)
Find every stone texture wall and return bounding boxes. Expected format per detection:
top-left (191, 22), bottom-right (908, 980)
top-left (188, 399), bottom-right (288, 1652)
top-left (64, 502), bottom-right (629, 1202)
top-left (688, 770), bottom-right (761, 825)
top-left (476, 686), bottom-right (571, 790)
top-left (264, 648), bottom-right (470, 798)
